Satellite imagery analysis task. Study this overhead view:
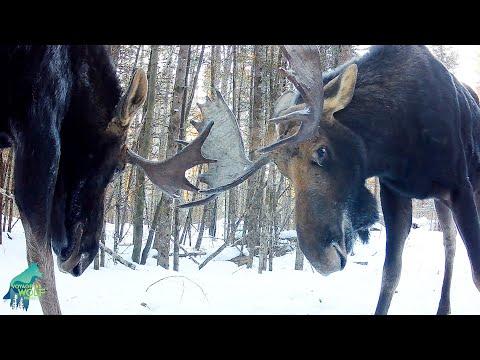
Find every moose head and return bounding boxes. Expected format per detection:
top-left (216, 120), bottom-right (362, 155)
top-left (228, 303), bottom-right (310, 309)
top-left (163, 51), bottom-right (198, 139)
top-left (51, 68), bottom-right (214, 277)
top-left (183, 45), bottom-right (378, 275)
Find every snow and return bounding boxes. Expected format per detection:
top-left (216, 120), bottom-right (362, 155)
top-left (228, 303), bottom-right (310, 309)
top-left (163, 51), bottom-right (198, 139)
top-left (1, 218), bottom-right (480, 314)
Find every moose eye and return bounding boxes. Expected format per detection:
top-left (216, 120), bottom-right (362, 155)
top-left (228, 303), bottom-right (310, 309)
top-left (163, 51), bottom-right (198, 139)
top-left (311, 147), bottom-right (328, 167)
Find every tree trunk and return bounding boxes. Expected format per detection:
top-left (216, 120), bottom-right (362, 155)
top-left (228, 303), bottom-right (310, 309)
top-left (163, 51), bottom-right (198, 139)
top-left (227, 46), bottom-right (242, 245)
top-left (131, 45), bottom-right (159, 263)
top-left (195, 201), bottom-right (208, 251)
top-left (246, 45), bottom-right (267, 269)
top-left (207, 45), bottom-right (221, 238)
top-left (140, 196), bottom-right (162, 265)
top-left (6, 151), bottom-right (14, 233)
top-left (2, 149), bottom-right (12, 233)
top-left (153, 45), bottom-right (190, 269)
top-left (294, 238), bottom-right (304, 271)
top-left (0, 150), bottom-right (4, 245)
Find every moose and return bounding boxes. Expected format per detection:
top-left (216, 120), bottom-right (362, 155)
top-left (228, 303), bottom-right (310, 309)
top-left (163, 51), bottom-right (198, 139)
top-left (187, 45), bottom-right (480, 314)
top-left (0, 45), bottom-right (214, 314)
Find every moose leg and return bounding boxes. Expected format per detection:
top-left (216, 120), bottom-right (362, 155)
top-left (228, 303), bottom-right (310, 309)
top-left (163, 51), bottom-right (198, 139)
top-left (449, 183), bottom-right (480, 292)
top-left (434, 200), bottom-right (456, 315)
top-left (375, 184), bottom-right (412, 315)
top-left (13, 128), bottom-right (62, 315)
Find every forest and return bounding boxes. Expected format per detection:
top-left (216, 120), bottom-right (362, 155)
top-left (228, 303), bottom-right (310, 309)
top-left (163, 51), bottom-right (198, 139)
top-left (2, 45), bottom-right (480, 315)
top-left (0, 45), bottom-right (473, 270)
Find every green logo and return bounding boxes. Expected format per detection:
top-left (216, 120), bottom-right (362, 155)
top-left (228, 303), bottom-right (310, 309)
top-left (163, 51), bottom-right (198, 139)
top-left (3, 263), bottom-right (46, 311)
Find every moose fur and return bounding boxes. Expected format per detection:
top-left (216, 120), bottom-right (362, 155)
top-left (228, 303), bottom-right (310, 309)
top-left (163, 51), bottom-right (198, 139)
top-left (0, 46), bottom-right (144, 314)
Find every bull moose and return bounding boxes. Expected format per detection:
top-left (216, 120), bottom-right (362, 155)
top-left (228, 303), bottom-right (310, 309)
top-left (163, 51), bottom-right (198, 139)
top-left (188, 45), bottom-right (480, 314)
top-left (0, 46), bottom-right (214, 314)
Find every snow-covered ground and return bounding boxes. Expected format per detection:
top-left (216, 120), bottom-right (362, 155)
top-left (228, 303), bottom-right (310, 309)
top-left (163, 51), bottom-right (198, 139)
top-left (1, 218), bottom-right (480, 315)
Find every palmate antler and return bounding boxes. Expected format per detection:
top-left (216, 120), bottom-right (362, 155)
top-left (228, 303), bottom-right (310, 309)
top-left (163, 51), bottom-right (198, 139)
top-left (258, 45), bottom-right (324, 153)
top-left (179, 45), bottom-right (324, 207)
top-left (178, 90), bottom-right (271, 208)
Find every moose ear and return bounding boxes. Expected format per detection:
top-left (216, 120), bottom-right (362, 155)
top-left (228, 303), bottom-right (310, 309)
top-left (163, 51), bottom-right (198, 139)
top-left (118, 68), bottom-right (148, 126)
top-left (323, 63), bottom-right (358, 114)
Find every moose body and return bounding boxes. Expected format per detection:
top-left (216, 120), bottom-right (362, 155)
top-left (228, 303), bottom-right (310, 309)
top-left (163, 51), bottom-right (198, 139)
top-left (195, 45), bottom-right (480, 314)
top-left (283, 45), bottom-right (480, 314)
top-left (0, 45), bottom-right (130, 314)
top-left (1, 46), bottom-right (211, 314)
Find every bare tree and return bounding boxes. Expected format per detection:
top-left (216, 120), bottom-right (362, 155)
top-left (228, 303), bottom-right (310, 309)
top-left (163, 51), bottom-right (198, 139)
top-left (131, 45), bottom-right (159, 263)
top-left (245, 45), bottom-right (267, 269)
top-left (154, 45), bottom-right (190, 269)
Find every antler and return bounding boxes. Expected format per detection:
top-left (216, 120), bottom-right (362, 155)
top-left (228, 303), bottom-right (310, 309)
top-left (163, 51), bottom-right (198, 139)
top-left (179, 45), bottom-right (324, 206)
top-left (178, 90), bottom-right (270, 208)
top-left (126, 121), bottom-right (216, 198)
top-left (258, 45), bottom-right (324, 153)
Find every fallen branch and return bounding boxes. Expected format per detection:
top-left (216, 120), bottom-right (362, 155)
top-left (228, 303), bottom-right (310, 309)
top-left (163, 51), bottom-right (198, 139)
top-left (198, 242), bottom-right (228, 270)
top-left (179, 245), bottom-right (201, 265)
top-left (99, 242), bottom-right (136, 270)
top-left (178, 252), bottom-right (206, 258)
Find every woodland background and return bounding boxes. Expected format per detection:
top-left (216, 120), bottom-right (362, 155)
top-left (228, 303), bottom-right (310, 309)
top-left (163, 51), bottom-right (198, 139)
top-left (0, 45), bottom-right (476, 274)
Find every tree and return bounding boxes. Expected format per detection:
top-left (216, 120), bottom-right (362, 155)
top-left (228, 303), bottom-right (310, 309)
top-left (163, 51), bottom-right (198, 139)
top-left (153, 45), bottom-right (190, 269)
top-left (131, 45), bottom-right (159, 264)
top-left (245, 45), bottom-right (267, 269)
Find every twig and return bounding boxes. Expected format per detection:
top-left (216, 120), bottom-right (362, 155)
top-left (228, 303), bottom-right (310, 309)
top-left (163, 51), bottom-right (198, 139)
top-left (145, 275), bottom-right (208, 302)
top-left (179, 245), bottom-right (201, 265)
top-left (7, 218), bottom-right (20, 234)
top-left (99, 242), bottom-right (136, 270)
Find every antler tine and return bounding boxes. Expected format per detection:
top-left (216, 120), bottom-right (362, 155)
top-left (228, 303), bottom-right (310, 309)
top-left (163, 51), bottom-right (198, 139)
top-left (268, 107), bottom-right (309, 124)
top-left (258, 45), bottom-right (324, 154)
top-left (177, 194), bottom-right (218, 209)
top-left (126, 120), bottom-right (216, 199)
top-left (199, 155), bottom-right (270, 195)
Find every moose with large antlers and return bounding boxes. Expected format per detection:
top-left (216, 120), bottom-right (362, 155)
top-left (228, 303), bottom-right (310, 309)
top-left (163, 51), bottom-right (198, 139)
top-left (187, 45), bottom-right (480, 315)
top-left (0, 46), bottom-right (214, 314)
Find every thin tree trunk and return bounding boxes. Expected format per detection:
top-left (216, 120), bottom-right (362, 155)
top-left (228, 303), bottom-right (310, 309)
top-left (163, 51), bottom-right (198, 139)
top-left (294, 238), bottom-right (304, 270)
top-left (207, 45), bottom-right (221, 238)
top-left (172, 200), bottom-right (180, 271)
top-left (7, 152), bottom-right (14, 233)
top-left (185, 45), bottom-right (205, 120)
top-left (0, 151), bottom-right (4, 245)
top-left (113, 178), bottom-right (122, 265)
top-left (246, 45), bottom-right (267, 270)
top-left (2, 150), bottom-right (12, 232)
top-left (100, 218), bottom-right (106, 267)
top-left (131, 45), bottom-right (159, 263)
top-left (195, 202), bottom-right (208, 251)
top-left (227, 46), bottom-right (242, 245)
top-left (140, 195), bottom-right (162, 265)
top-left (154, 45), bottom-right (190, 269)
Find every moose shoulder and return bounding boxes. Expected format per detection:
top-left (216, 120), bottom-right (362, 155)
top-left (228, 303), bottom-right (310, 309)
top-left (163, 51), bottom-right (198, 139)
top-left (193, 45), bottom-right (480, 315)
top-left (1, 46), bottom-right (213, 314)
